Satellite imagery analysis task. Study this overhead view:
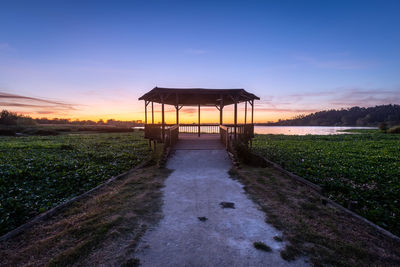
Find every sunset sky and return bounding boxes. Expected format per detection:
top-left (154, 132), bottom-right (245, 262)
top-left (1, 0), bottom-right (400, 123)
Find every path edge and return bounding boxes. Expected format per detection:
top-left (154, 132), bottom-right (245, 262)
top-left (236, 148), bottom-right (400, 243)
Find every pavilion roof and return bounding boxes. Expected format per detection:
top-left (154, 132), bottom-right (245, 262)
top-left (138, 87), bottom-right (260, 106)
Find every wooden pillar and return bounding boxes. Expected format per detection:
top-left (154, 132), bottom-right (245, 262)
top-left (198, 104), bottom-right (200, 137)
top-left (144, 101), bottom-right (148, 124)
top-left (234, 101), bottom-right (237, 140)
top-left (244, 101), bottom-right (247, 124)
top-left (219, 106), bottom-right (223, 125)
top-left (151, 101), bottom-right (154, 124)
top-left (176, 106), bottom-right (179, 125)
top-left (251, 99), bottom-right (254, 124)
top-left (161, 97), bottom-right (165, 142)
top-left (219, 95), bottom-right (223, 125)
top-left (175, 94), bottom-right (179, 125)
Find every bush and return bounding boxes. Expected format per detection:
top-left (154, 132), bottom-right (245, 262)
top-left (22, 128), bottom-right (60, 135)
top-left (387, 125), bottom-right (400, 134)
top-left (0, 128), bottom-right (16, 136)
top-left (378, 122), bottom-right (388, 132)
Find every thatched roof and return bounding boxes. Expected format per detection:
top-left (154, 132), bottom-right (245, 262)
top-left (138, 87), bottom-right (260, 106)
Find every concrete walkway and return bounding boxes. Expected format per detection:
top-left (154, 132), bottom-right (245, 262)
top-left (136, 136), bottom-right (308, 266)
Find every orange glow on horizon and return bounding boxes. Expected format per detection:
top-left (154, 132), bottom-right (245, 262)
top-left (18, 104), bottom-right (299, 124)
top-left (2, 90), bottom-right (314, 124)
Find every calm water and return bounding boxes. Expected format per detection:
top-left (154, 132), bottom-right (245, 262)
top-left (135, 125), bottom-right (376, 135)
top-left (254, 126), bottom-right (376, 135)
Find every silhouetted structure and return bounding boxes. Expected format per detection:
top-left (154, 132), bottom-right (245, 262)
top-left (139, 87), bottom-right (260, 149)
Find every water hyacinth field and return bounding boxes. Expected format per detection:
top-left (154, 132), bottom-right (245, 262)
top-left (0, 132), bottom-right (150, 236)
top-left (252, 132), bottom-right (400, 236)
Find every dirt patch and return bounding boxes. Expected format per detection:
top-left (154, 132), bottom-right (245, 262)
top-left (198, 216), bottom-right (208, 222)
top-left (0, 166), bottom-right (171, 266)
top-left (253, 241), bottom-right (272, 252)
top-left (231, 166), bottom-right (400, 266)
top-left (219, 201), bottom-right (235, 209)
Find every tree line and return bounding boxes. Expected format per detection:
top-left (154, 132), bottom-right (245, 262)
top-left (264, 104), bottom-right (400, 126)
top-left (0, 110), bottom-right (143, 127)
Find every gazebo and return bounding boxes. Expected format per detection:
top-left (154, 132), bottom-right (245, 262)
top-left (139, 87), bottom-right (260, 149)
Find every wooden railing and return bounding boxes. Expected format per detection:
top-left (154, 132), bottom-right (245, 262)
top-left (145, 124), bottom-right (179, 145)
top-left (179, 124), bottom-right (220, 134)
top-left (220, 124), bottom-right (254, 151)
top-left (144, 124), bottom-right (163, 141)
top-left (145, 123), bottom-right (254, 150)
top-left (165, 125), bottom-right (179, 147)
top-left (220, 125), bottom-right (230, 149)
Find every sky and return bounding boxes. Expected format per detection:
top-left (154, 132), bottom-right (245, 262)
top-left (1, 0), bottom-right (400, 123)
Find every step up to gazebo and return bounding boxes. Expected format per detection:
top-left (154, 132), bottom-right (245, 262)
top-left (173, 133), bottom-right (224, 150)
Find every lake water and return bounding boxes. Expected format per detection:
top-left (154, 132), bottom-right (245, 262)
top-left (254, 126), bottom-right (376, 135)
top-left (134, 125), bottom-right (377, 135)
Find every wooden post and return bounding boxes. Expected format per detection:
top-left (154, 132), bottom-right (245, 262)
top-left (144, 101), bottom-right (148, 124)
top-left (198, 104), bottom-right (200, 137)
top-left (251, 99), bottom-right (254, 124)
top-left (151, 101), bottom-right (154, 124)
top-left (244, 101), bottom-right (247, 124)
top-left (219, 107), bottom-right (223, 125)
top-left (176, 106), bottom-right (179, 125)
top-left (176, 93), bottom-right (179, 125)
top-left (234, 100), bottom-right (237, 140)
top-left (219, 95), bottom-right (223, 125)
top-left (161, 96), bottom-right (165, 142)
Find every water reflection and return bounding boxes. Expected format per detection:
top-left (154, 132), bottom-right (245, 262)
top-left (254, 126), bottom-right (376, 135)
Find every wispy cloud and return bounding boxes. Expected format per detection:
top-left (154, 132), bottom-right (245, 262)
top-left (255, 107), bottom-right (320, 113)
top-left (0, 91), bottom-right (78, 114)
top-left (256, 87), bottom-right (400, 118)
top-left (295, 55), bottom-right (374, 70)
top-left (184, 48), bottom-right (207, 55)
top-left (328, 88), bottom-right (400, 107)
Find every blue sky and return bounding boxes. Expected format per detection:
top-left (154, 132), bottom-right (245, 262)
top-left (0, 0), bottom-right (399, 122)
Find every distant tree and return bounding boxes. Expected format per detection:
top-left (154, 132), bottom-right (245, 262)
top-left (0, 110), bottom-right (18, 125)
top-left (0, 110), bottom-right (36, 125)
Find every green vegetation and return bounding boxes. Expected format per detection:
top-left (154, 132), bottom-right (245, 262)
top-left (253, 133), bottom-right (400, 235)
top-left (0, 124), bottom-right (139, 136)
top-left (0, 132), bottom-right (150, 236)
top-left (338, 128), bottom-right (379, 134)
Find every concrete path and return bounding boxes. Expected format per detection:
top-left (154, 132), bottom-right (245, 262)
top-left (136, 136), bottom-right (308, 266)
